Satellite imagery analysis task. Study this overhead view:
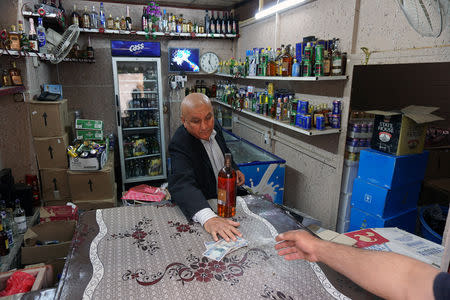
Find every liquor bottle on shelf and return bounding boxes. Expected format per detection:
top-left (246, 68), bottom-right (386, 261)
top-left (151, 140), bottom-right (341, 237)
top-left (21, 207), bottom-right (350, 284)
top-left (90, 5), bottom-right (99, 29)
top-left (58, 0), bottom-right (65, 13)
top-left (13, 199), bottom-right (26, 234)
top-left (86, 36), bottom-right (94, 59)
top-left (8, 25), bottom-right (21, 51)
top-left (82, 6), bottom-right (90, 29)
top-left (28, 18), bottom-right (38, 52)
top-left (126, 6), bottom-right (132, 31)
top-left (99, 2), bottom-right (106, 29)
top-left (216, 11), bottom-right (221, 34)
top-left (231, 12), bottom-right (237, 34)
top-left (106, 14), bottom-right (114, 29)
top-left (204, 10), bottom-right (210, 34)
top-left (227, 12), bottom-right (232, 35)
top-left (210, 10), bottom-right (215, 34)
top-left (71, 4), bottom-right (80, 26)
top-left (281, 44), bottom-right (293, 76)
top-left (9, 61), bottom-right (23, 86)
top-left (114, 16), bottom-right (120, 30)
top-left (36, 17), bottom-right (47, 54)
top-left (2, 68), bottom-right (12, 87)
top-left (217, 153), bottom-right (237, 218)
top-left (18, 21), bottom-right (29, 51)
top-left (142, 7), bottom-right (148, 31)
top-left (120, 15), bottom-right (126, 30)
top-left (332, 38), bottom-right (344, 76)
top-left (0, 222), bottom-right (9, 257)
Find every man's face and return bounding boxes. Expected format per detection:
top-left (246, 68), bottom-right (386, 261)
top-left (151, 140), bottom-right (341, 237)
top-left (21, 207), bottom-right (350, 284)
top-left (182, 103), bottom-right (215, 141)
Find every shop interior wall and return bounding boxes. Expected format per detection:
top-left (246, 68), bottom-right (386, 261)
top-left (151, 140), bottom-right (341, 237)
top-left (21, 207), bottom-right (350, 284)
top-left (0, 0), bottom-right (56, 182)
top-left (234, 0), bottom-right (449, 229)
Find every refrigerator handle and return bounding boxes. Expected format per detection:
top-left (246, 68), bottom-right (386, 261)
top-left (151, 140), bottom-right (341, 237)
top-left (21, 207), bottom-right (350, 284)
top-left (116, 94), bottom-right (121, 127)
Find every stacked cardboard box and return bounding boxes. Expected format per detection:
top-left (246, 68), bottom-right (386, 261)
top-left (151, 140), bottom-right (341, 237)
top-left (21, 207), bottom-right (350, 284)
top-left (29, 100), bottom-right (72, 205)
top-left (349, 149), bottom-right (429, 233)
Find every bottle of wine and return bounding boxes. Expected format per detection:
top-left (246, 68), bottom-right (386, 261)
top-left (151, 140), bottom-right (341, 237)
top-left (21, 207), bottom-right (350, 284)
top-left (216, 11), bottom-right (222, 34)
top-left (210, 10), bottom-right (215, 34)
top-left (28, 18), bottom-right (38, 52)
top-left (82, 6), bottom-right (90, 28)
top-left (126, 6), bottom-right (132, 31)
top-left (217, 153), bottom-right (237, 218)
top-left (204, 10), bottom-right (210, 34)
top-left (71, 4), bottom-right (80, 26)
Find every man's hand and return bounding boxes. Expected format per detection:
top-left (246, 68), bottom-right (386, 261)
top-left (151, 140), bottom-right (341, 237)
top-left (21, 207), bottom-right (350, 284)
top-left (204, 217), bottom-right (242, 242)
top-left (236, 170), bottom-right (245, 186)
top-left (274, 230), bottom-right (322, 262)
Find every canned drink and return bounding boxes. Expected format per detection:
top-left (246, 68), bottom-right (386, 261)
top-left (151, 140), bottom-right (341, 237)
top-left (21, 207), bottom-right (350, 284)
top-left (315, 44), bottom-right (324, 61)
top-left (350, 138), bottom-right (359, 147)
top-left (346, 151), bottom-right (357, 161)
top-left (361, 123), bottom-right (368, 133)
top-left (302, 61), bottom-right (312, 77)
top-left (304, 115), bottom-right (312, 129)
top-left (352, 123), bottom-right (362, 133)
top-left (67, 146), bottom-right (78, 158)
top-left (298, 100), bottom-right (309, 114)
top-left (295, 114), bottom-right (302, 127)
top-left (290, 112), bottom-right (296, 125)
top-left (80, 151), bottom-right (89, 158)
top-left (332, 100), bottom-right (341, 114)
top-left (331, 114), bottom-right (341, 128)
top-left (316, 116), bottom-right (325, 130)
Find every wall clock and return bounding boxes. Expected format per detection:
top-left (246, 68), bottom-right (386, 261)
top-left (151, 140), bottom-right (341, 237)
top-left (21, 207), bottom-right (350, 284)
top-left (200, 52), bottom-right (220, 73)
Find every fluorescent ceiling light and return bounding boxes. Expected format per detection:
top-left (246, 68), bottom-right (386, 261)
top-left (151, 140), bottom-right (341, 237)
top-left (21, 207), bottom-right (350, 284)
top-left (255, 0), bottom-right (311, 20)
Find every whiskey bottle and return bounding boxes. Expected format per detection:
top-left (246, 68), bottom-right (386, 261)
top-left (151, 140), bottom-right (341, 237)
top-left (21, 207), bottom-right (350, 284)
top-left (107, 14), bottom-right (114, 29)
top-left (18, 21), bottom-right (29, 51)
top-left (125, 6), bottom-right (132, 31)
top-left (9, 61), bottom-right (23, 86)
top-left (8, 25), bottom-right (21, 51)
top-left (71, 4), bottom-right (80, 26)
top-left (217, 153), bottom-right (237, 218)
top-left (82, 6), bottom-right (91, 28)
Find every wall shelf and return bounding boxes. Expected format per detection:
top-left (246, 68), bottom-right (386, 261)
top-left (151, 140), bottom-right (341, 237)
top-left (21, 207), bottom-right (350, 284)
top-left (212, 100), bottom-right (341, 136)
top-left (22, 11), bottom-right (58, 19)
top-left (0, 86), bottom-right (25, 96)
top-left (0, 50), bottom-right (95, 63)
top-left (79, 28), bottom-right (237, 39)
top-left (215, 73), bottom-right (348, 81)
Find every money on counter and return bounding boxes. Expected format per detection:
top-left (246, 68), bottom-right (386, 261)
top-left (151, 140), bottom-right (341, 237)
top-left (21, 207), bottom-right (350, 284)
top-left (203, 237), bottom-right (249, 261)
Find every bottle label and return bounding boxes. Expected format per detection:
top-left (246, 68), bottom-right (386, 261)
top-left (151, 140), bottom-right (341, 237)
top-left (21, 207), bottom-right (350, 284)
top-left (217, 188), bottom-right (226, 206)
top-left (14, 216), bottom-right (26, 232)
top-left (37, 31), bottom-right (46, 47)
top-left (11, 75), bottom-right (22, 85)
top-left (29, 40), bottom-right (38, 51)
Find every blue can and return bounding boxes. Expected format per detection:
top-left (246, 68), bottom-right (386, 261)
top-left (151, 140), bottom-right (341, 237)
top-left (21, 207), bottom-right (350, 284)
top-left (331, 114), bottom-right (341, 128)
top-left (295, 114), bottom-right (302, 127)
top-left (298, 100), bottom-right (309, 115)
top-left (332, 100), bottom-right (341, 115)
top-left (316, 116), bottom-right (325, 130)
top-left (304, 115), bottom-right (312, 129)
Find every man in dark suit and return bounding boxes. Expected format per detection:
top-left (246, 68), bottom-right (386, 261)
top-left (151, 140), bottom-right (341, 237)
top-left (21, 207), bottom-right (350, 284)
top-left (168, 93), bottom-right (245, 242)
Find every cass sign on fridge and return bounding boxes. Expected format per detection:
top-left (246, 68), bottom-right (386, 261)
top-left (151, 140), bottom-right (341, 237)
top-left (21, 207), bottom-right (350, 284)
top-left (111, 41), bottom-right (161, 57)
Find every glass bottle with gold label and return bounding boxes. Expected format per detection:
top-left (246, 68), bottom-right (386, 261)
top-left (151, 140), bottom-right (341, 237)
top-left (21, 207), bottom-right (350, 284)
top-left (106, 14), bottom-right (114, 29)
top-left (114, 17), bottom-right (120, 30)
top-left (8, 25), bottom-right (21, 51)
top-left (2, 69), bottom-right (12, 87)
top-left (18, 21), bottom-right (29, 51)
top-left (120, 16), bottom-right (126, 30)
top-left (82, 6), bottom-right (90, 28)
top-left (9, 61), bottom-right (23, 86)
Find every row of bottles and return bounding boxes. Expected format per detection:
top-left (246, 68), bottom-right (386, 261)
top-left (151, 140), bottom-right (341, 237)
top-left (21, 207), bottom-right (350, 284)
top-left (125, 157), bottom-right (162, 178)
top-left (0, 199), bottom-right (28, 256)
top-left (123, 134), bottom-right (160, 158)
top-left (184, 80), bottom-right (217, 98)
top-left (2, 18), bottom-right (47, 54)
top-left (1, 61), bottom-right (23, 87)
top-left (68, 2), bottom-right (239, 35)
top-left (219, 37), bottom-right (346, 78)
top-left (216, 82), bottom-right (342, 130)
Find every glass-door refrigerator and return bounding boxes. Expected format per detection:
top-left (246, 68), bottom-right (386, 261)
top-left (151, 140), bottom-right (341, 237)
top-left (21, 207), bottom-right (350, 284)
top-left (112, 43), bottom-right (166, 191)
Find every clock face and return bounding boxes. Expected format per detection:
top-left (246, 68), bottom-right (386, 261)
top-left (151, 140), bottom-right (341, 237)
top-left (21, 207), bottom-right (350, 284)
top-left (200, 52), bottom-right (220, 73)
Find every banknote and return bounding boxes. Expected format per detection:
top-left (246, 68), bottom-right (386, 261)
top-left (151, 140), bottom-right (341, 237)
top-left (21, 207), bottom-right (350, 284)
top-left (203, 237), bottom-right (248, 261)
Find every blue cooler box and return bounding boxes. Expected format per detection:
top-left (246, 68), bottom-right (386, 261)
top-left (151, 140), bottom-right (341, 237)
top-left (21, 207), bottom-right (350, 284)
top-left (358, 149), bottom-right (428, 189)
top-left (223, 129), bottom-right (286, 204)
top-left (349, 207), bottom-right (417, 234)
top-left (351, 178), bottom-right (422, 218)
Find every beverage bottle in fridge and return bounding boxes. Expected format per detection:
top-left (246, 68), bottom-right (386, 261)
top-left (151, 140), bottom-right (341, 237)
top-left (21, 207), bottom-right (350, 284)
top-left (217, 153), bottom-right (237, 218)
top-left (13, 199), bottom-right (27, 234)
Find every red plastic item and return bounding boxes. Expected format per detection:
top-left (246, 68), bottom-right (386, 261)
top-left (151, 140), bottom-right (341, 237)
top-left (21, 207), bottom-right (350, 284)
top-left (40, 205), bottom-right (79, 223)
top-left (0, 271), bottom-right (35, 296)
top-left (121, 184), bottom-right (165, 202)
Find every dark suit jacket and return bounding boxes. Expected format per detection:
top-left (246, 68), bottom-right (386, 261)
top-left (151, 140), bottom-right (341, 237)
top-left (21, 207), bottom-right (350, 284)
top-left (168, 121), bottom-right (238, 220)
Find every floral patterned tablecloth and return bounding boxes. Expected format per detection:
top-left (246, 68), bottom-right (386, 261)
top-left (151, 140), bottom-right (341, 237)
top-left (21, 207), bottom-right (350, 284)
top-left (56, 197), bottom-right (351, 300)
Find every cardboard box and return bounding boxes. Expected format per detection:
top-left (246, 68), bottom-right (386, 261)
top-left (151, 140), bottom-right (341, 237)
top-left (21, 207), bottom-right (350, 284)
top-left (69, 147), bottom-right (108, 171)
top-left (349, 207), bottom-right (417, 234)
top-left (351, 178), bottom-right (421, 218)
top-left (34, 134), bottom-right (69, 169)
top-left (0, 265), bottom-right (53, 296)
top-left (29, 100), bottom-right (70, 137)
top-left (21, 220), bottom-right (76, 265)
top-left (76, 129), bottom-right (104, 140)
top-left (74, 184), bottom-right (117, 210)
top-left (368, 106), bottom-right (443, 156)
top-left (40, 205), bottom-right (78, 223)
top-left (40, 168), bottom-right (71, 201)
top-left (68, 156), bottom-right (114, 200)
top-left (75, 119), bottom-right (104, 130)
top-left (358, 149), bottom-right (428, 189)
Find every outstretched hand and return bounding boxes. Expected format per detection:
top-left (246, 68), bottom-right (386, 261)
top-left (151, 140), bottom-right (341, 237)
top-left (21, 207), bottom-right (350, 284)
top-left (274, 230), bottom-right (322, 262)
top-left (204, 217), bottom-right (242, 242)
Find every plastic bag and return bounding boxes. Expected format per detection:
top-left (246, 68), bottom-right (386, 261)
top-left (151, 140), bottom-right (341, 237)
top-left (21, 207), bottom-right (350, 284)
top-left (0, 271), bottom-right (35, 296)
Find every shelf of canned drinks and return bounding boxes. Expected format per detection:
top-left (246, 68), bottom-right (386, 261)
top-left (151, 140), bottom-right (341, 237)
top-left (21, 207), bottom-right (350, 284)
top-left (212, 99), bottom-right (341, 136)
top-left (215, 73), bottom-right (348, 81)
top-left (79, 28), bottom-right (237, 38)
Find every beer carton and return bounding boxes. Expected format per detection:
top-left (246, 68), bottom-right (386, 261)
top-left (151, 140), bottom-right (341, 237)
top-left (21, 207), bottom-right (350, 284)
top-left (367, 106), bottom-right (443, 156)
top-left (76, 129), bottom-right (104, 140)
top-left (29, 100), bottom-right (70, 137)
top-left (75, 119), bottom-right (104, 130)
top-left (34, 133), bottom-right (69, 169)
